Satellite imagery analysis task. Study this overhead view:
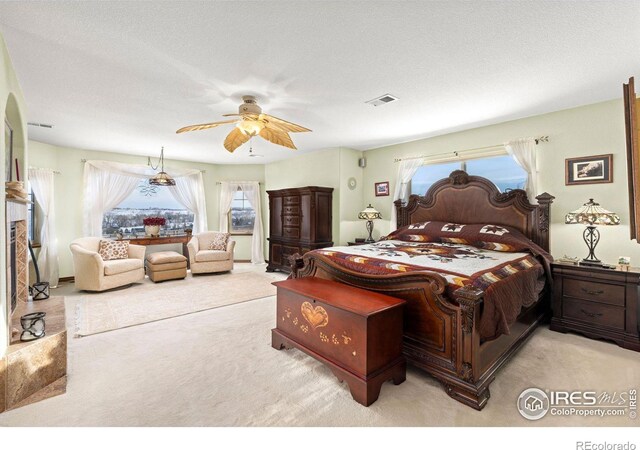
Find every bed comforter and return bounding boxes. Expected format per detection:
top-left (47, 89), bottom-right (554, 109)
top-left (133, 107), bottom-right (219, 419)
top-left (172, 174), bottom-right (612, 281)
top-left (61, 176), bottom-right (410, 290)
top-left (312, 221), bottom-right (553, 341)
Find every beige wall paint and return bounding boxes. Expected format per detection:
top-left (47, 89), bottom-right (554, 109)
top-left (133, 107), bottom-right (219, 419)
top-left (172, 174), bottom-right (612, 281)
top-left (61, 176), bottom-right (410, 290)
top-left (1, 32), bottom-right (28, 356)
top-left (28, 140), bottom-right (265, 278)
top-left (363, 99), bottom-right (638, 265)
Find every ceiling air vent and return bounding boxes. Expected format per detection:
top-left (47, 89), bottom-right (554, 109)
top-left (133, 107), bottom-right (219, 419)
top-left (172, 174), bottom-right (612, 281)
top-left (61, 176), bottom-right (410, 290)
top-left (28, 122), bottom-right (54, 128)
top-left (365, 94), bottom-right (398, 107)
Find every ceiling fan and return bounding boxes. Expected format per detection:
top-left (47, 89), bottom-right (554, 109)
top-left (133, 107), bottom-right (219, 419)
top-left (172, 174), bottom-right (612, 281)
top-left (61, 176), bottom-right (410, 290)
top-left (176, 95), bottom-right (311, 153)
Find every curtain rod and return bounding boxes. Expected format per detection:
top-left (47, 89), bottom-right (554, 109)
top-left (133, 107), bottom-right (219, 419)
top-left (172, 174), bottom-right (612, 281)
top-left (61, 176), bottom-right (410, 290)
top-left (29, 166), bottom-right (61, 174)
top-left (216, 181), bottom-right (262, 185)
top-left (80, 159), bottom-right (206, 173)
top-left (393, 136), bottom-right (549, 163)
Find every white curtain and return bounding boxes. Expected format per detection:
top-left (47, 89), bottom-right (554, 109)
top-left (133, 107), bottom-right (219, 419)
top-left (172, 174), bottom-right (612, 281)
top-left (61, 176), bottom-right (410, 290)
top-left (505, 138), bottom-right (538, 201)
top-left (390, 158), bottom-right (423, 231)
top-left (169, 172), bottom-right (208, 233)
top-left (238, 181), bottom-right (265, 264)
top-left (28, 168), bottom-right (60, 287)
top-left (82, 162), bottom-right (141, 236)
top-left (82, 160), bottom-right (207, 236)
top-left (219, 181), bottom-right (237, 232)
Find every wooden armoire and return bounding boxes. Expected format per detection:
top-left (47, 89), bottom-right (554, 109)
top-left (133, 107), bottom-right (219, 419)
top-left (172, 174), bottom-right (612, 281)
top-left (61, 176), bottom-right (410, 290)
top-left (266, 186), bottom-right (333, 272)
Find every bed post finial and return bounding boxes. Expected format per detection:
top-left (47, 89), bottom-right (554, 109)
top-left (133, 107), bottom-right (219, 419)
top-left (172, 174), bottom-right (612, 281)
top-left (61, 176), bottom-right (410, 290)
top-left (394, 198), bottom-right (406, 229)
top-left (449, 170), bottom-right (470, 185)
top-left (535, 192), bottom-right (555, 252)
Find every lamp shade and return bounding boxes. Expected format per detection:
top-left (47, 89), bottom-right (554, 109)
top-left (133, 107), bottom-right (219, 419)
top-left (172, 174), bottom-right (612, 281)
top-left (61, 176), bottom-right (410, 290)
top-left (149, 171), bottom-right (176, 186)
top-left (565, 198), bottom-right (620, 226)
top-left (148, 146), bottom-right (176, 186)
top-left (358, 204), bottom-right (382, 220)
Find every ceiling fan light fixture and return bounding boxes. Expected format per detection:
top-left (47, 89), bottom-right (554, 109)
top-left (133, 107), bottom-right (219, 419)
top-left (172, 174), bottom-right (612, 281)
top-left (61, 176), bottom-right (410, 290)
top-left (236, 119), bottom-right (265, 136)
top-left (177, 95), bottom-right (311, 153)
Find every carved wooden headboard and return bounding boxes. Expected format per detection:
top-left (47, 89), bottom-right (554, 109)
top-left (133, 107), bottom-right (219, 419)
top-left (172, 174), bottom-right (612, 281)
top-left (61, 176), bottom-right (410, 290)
top-left (394, 170), bottom-right (555, 251)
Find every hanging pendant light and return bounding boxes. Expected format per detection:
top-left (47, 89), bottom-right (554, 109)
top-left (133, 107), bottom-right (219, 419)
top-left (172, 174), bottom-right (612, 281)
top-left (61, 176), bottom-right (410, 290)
top-left (148, 146), bottom-right (176, 186)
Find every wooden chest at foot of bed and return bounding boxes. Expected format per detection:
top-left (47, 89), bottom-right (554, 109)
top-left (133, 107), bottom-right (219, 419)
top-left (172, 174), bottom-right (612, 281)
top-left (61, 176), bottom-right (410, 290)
top-left (272, 277), bottom-right (406, 406)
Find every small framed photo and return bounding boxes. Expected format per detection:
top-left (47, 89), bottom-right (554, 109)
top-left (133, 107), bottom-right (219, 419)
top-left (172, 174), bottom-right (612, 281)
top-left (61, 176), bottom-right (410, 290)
top-left (565, 154), bottom-right (613, 185)
top-left (375, 181), bottom-right (389, 197)
top-left (618, 256), bottom-right (631, 266)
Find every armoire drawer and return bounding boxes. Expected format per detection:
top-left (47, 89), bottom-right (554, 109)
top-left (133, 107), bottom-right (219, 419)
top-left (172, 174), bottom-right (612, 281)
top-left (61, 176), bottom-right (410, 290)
top-left (283, 205), bottom-right (300, 215)
top-left (283, 227), bottom-right (300, 238)
top-left (283, 215), bottom-right (300, 227)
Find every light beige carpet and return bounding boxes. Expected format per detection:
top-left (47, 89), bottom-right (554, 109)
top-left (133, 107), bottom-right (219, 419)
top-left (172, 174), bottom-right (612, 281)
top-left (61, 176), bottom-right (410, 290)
top-left (74, 271), bottom-right (277, 336)
top-left (1, 291), bottom-right (638, 426)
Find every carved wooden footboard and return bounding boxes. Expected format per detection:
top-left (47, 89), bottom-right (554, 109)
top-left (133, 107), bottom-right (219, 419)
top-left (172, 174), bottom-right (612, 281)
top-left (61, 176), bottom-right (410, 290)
top-left (290, 252), bottom-right (493, 409)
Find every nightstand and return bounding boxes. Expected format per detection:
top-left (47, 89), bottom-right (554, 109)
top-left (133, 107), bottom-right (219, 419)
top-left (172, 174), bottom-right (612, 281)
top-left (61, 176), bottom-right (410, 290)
top-left (550, 262), bottom-right (640, 351)
top-left (347, 241), bottom-right (368, 246)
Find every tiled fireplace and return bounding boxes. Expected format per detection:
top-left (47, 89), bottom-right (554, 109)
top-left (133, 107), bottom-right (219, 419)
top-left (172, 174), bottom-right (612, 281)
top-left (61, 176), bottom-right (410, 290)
top-left (1, 198), bottom-right (67, 413)
top-left (5, 199), bottom-right (29, 313)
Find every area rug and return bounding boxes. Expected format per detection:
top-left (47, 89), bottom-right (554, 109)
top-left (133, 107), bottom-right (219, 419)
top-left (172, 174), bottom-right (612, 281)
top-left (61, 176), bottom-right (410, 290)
top-left (74, 271), bottom-right (278, 337)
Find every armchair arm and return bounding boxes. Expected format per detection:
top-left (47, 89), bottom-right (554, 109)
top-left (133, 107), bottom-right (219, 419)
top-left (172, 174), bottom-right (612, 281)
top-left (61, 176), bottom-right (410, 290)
top-left (70, 244), bottom-right (105, 287)
top-left (128, 244), bottom-right (146, 261)
top-left (187, 236), bottom-right (199, 264)
top-left (226, 239), bottom-right (236, 256)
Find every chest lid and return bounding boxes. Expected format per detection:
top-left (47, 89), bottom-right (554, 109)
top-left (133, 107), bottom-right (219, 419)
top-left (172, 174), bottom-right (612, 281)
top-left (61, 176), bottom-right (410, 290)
top-left (273, 277), bottom-right (404, 316)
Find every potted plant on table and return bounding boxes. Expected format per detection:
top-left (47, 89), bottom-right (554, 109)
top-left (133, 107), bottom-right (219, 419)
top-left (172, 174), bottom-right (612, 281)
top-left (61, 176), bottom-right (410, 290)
top-left (143, 217), bottom-right (166, 237)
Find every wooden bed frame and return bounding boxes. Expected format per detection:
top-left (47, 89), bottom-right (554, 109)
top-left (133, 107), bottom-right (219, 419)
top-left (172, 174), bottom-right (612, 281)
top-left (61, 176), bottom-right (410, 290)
top-left (290, 170), bottom-right (554, 410)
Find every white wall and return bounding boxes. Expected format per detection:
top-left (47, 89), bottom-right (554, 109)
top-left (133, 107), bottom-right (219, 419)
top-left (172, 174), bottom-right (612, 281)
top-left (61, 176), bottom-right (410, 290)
top-left (1, 32), bottom-right (28, 356)
top-left (363, 99), bottom-right (638, 265)
top-left (28, 141), bottom-right (265, 278)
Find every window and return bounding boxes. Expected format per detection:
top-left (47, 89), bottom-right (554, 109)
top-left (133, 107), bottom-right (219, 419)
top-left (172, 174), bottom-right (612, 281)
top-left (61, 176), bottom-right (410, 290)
top-left (411, 155), bottom-right (527, 195)
top-left (228, 188), bottom-right (255, 235)
top-left (411, 162), bottom-right (460, 195)
top-left (102, 180), bottom-right (194, 237)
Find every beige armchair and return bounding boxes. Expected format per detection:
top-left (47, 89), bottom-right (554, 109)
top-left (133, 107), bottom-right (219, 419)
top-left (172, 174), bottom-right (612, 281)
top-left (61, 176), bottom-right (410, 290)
top-left (70, 237), bottom-right (146, 291)
top-left (187, 232), bottom-right (235, 274)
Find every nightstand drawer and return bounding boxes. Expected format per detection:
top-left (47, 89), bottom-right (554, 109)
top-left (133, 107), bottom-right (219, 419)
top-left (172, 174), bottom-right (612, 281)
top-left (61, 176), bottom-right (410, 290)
top-left (563, 278), bottom-right (625, 306)
top-left (563, 298), bottom-right (624, 330)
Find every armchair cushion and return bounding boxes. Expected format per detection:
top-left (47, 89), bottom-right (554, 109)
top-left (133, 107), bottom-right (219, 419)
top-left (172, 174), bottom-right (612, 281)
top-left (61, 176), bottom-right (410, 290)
top-left (201, 232), bottom-right (229, 251)
top-left (103, 258), bottom-right (144, 276)
top-left (195, 250), bottom-right (231, 263)
top-left (98, 239), bottom-right (130, 261)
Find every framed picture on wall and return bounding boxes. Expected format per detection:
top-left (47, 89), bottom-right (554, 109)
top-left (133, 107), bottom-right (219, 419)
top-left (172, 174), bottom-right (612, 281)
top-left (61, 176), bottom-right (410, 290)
top-left (375, 181), bottom-right (389, 197)
top-left (565, 154), bottom-right (613, 185)
top-left (4, 119), bottom-right (13, 181)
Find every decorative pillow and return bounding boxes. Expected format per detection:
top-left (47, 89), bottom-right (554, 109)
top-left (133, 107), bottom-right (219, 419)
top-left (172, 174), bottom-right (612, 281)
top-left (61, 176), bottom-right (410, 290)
top-left (383, 221), bottom-right (536, 253)
top-left (98, 240), bottom-right (130, 261)
top-left (207, 232), bottom-right (230, 251)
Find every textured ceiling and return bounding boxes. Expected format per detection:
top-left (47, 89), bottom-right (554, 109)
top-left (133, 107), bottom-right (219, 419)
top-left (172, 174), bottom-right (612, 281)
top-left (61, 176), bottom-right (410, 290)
top-left (1, 1), bottom-right (639, 164)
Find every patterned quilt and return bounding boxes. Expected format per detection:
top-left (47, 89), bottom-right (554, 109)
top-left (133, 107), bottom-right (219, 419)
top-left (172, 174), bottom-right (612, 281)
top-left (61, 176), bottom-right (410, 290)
top-left (310, 222), bottom-right (552, 340)
top-left (316, 240), bottom-right (539, 297)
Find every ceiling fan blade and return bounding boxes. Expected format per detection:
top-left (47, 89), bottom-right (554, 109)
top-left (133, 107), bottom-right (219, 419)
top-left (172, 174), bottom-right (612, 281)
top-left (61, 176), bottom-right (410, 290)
top-left (176, 119), bottom-right (237, 134)
top-left (224, 127), bottom-right (252, 153)
top-left (258, 127), bottom-right (297, 150)
top-left (261, 114), bottom-right (311, 133)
